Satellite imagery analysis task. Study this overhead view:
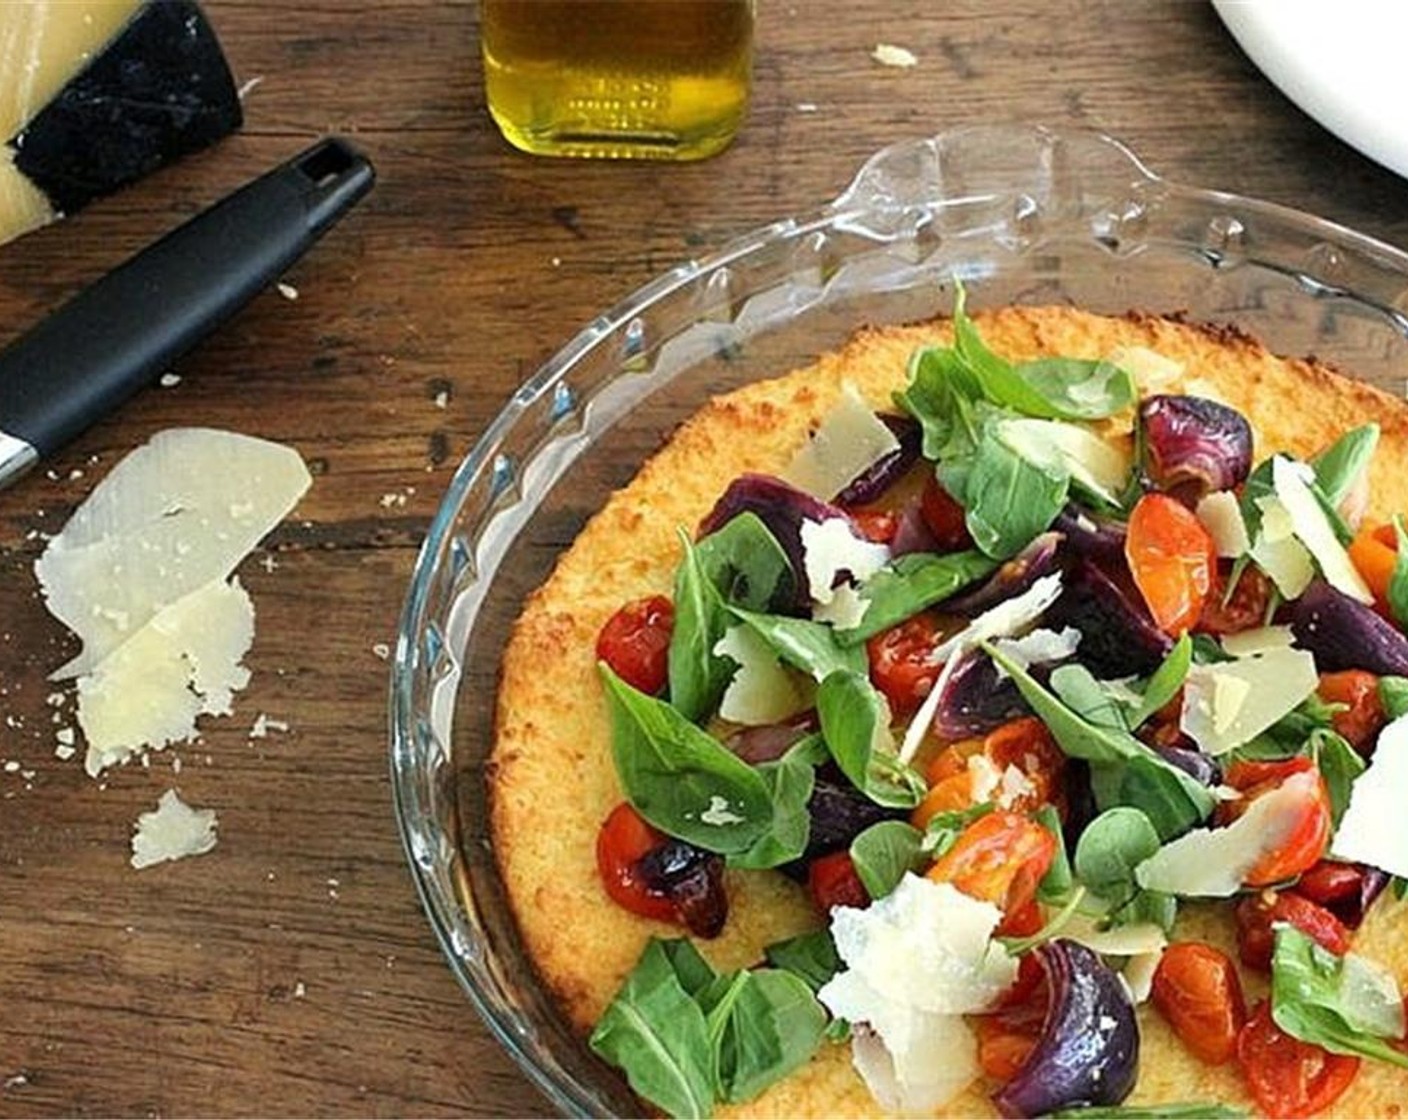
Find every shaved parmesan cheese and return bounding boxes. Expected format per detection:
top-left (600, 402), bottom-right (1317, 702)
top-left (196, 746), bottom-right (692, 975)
top-left (782, 384), bottom-right (900, 500)
top-left (1272, 455), bottom-right (1373, 604)
top-left (35, 429), bottom-right (312, 775)
top-left (997, 418), bottom-right (1131, 506)
top-left (800, 517), bottom-right (890, 607)
top-left (1063, 916), bottom-right (1168, 958)
top-left (1136, 771), bottom-right (1321, 896)
top-left (1179, 646), bottom-right (1318, 755)
top-left (1196, 491), bottom-right (1250, 558)
top-left (130, 789), bottom-right (217, 870)
top-left (714, 625), bottom-right (811, 726)
top-left (1250, 499), bottom-right (1316, 600)
top-left (1219, 625), bottom-right (1295, 658)
top-left (1106, 345), bottom-right (1183, 392)
top-left (898, 574), bottom-right (1064, 763)
top-left (814, 583), bottom-right (868, 630)
top-left (819, 875), bottom-right (1012, 1113)
top-left (1121, 947), bottom-right (1165, 1004)
top-left (988, 626), bottom-right (1081, 679)
top-left (37, 429), bottom-right (311, 677)
top-left (1331, 714), bottom-right (1408, 876)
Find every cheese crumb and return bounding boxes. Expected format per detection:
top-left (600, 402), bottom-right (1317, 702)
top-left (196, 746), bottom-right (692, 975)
top-left (276, 282), bottom-right (299, 301)
top-left (130, 789), bottom-right (218, 870)
top-left (248, 714), bottom-right (290, 740)
top-left (371, 642), bottom-right (391, 661)
top-left (700, 795), bottom-right (745, 826)
top-left (159, 373), bottom-right (182, 388)
top-left (871, 43), bottom-right (918, 67)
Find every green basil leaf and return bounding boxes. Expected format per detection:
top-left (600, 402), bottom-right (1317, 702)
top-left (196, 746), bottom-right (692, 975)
top-left (729, 736), bottom-right (826, 871)
top-left (703, 969), bottom-right (828, 1105)
top-left (1244, 451), bottom-right (1353, 545)
top-left (728, 607), bottom-right (866, 681)
top-left (849, 820), bottom-right (925, 900)
top-left (1310, 728), bottom-right (1367, 829)
top-left (601, 665), bottom-right (775, 854)
top-left (1131, 634), bottom-right (1193, 728)
top-left (895, 346), bottom-right (983, 461)
top-left (838, 549), bottom-right (998, 644)
top-left (1011, 357), bottom-right (1137, 420)
top-left (1035, 803), bottom-right (1074, 903)
top-left (590, 939), bottom-right (718, 1119)
top-left (1190, 633), bottom-right (1234, 665)
top-left (668, 533), bottom-right (734, 724)
top-left (815, 670), bottom-right (926, 808)
top-left (1045, 1105), bottom-right (1248, 1119)
top-left (658, 938), bottom-right (719, 998)
top-left (1381, 675), bottom-right (1408, 720)
top-left (950, 284), bottom-right (1069, 420)
top-left (962, 425), bottom-right (1069, 560)
top-left (1271, 925), bottom-right (1408, 1069)
top-left (1074, 806), bottom-right (1175, 931)
top-left (1389, 516), bottom-right (1408, 628)
top-left (1312, 423), bottom-right (1378, 510)
top-left (1050, 663), bottom-right (1134, 733)
top-left (696, 512), bottom-right (795, 612)
top-left (763, 929), bottom-right (842, 995)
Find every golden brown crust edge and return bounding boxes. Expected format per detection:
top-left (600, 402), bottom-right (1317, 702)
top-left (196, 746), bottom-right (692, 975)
top-left (490, 306), bottom-right (1408, 1117)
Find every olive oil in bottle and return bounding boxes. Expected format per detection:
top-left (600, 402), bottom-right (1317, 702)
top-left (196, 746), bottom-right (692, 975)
top-left (480, 1), bottom-right (754, 161)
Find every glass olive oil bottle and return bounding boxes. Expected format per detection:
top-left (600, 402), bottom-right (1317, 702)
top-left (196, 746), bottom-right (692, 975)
top-left (480, 1), bottom-right (754, 161)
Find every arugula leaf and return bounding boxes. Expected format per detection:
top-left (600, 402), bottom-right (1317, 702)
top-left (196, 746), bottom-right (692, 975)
top-left (1390, 516), bottom-right (1408, 628)
top-left (601, 665), bottom-right (775, 854)
top-left (1310, 728), bottom-right (1366, 829)
top-left (730, 736), bottom-right (827, 871)
top-left (704, 968), bottom-right (828, 1104)
top-left (951, 284), bottom-right (1069, 419)
top-left (837, 549), bottom-right (997, 644)
top-left (1074, 807), bottom-right (1176, 931)
top-left (962, 424), bottom-right (1070, 559)
top-left (590, 939), bottom-right (718, 1119)
top-left (763, 929), bottom-right (842, 995)
top-left (728, 607), bottom-right (866, 681)
top-left (1190, 633), bottom-right (1233, 665)
top-left (986, 644), bottom-right (1214, 840)
top-left (1312, 423), bottom-right (1378, 510)
top-left (1045, 1105), bottom-right (1248, 1119)
top-left (1035, 802), bottom-right (1074, 903)
top-left (1011, 356), bottom-right (1136, 420)
top-left (815, 670), bottom-right (926, 808)
top-left (1131, 634), bottom-right (1193, 728)
top-left (849, 820), bottom-right (925, 899)
top-left (1381, 675), bottom-right (1408, 720)
top-left (1271, 925), bottom-right (1408, 1069)
top-left (896, 346), bottom-right (983, 460)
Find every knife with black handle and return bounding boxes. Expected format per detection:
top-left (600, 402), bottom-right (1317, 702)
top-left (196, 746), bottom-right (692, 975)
top-left (0, 136), bottom-right (375, 490)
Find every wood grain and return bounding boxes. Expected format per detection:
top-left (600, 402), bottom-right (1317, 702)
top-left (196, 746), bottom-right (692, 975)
top-left (2, 2), bottom-right (1408, 1115)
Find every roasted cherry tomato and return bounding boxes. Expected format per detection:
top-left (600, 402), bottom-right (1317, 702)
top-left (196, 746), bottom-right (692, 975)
top-left (1197, 562), bottom-right (1274, 636)
top-left (994, 896), bottom-right (1044, 938)
top-left (1348, 525), bottom-right (1399, 613)
top-left (596, 595), bottom-right (674, 695)
top-left (993, 951), bottom-right (1047, 1012)
top-left (867, 613), bottom-right (945, 716)
top-left (849, 508), bottom-right (900, 544)
top-left (1126, 493), bottom-right (1217, 636)
top-left (984, 717), bottom-right (1067, 815)
top-left (1237, 1000), bottom-right (1360, 1118)
top-left (1234, 889), bottom-right (1351, 972)
top-left (1151, 942), bottom-right (1247, 1065)
top-left (595, 802), bottom-right (678, 923)
top-left (808, 850), bottom-right (869, 913)
top-left (974, 1014), bottom-right (1041, 1083)
top-left (1220, 757), bottom-right (1331, 887)
top-left (1298, 860), bottom-right (1372, 911)
top-left (911, 771), bottom-right (977, 829)
top-left (1317, 670), bottom-right (1386, 755)
top-left (926, 811), bottom-right (1056, 916)
top-left (920, 474), bottom-right (974, 552)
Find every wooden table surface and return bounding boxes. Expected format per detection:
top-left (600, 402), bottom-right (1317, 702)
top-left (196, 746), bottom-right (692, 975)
top-left (3, 2), bottom-right (1408, 1116)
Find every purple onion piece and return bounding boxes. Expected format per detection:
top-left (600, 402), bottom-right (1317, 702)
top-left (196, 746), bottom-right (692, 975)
top-left (1061, 760), bottom-right (1098, 859)
top-left (890, 500), bottom-right (941, 558)
top-left (635, 840), bottom-right (728, 938)
top-left (994, 939), bottom-right (1139, 1118)
top-left (947, 532), bottom-right (1064, 616)
top-left (1289, 579), bottom-right (1408, 677)
top-left (724, 718), bottom-right (814, 765)
top-left (834, 414), bottom-right (922, 507)
top-left (934, 650), bottom-right (1034, 739)
top-left (1046, 560), bottom-right (1172, 678)
top-left (1155, 744), bottom-right (1222, 788)
top-left (776, 772), bottom-right (906, 882)
top-left (1140, 394), bottom-right (1253, 498)
top-left (698, 473), bottom-right (847, 606)
top-left (1054, 505), bottom-right (1128, 566)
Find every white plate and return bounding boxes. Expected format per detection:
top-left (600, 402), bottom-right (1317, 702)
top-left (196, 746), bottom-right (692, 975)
top-left (1214, 0), bottom-right (1408, 179)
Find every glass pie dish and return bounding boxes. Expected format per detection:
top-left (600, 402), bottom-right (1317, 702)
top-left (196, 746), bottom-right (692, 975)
top-left (389, 124), bottom-right (1408, 1115)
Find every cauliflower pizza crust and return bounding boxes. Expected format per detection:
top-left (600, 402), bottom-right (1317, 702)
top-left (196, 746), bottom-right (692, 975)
top-left (491, 307), bottom-right (1408, 1117)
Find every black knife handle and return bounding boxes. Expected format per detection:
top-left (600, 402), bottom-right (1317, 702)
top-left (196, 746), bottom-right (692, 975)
top-left (0, 137), bottom-right (375, 459)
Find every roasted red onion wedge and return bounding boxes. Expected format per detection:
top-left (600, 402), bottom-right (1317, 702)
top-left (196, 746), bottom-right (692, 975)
top-left (1290, 579), bottom-right (1408, 677)
top-left (947, 532), bottom-right (1063, 616)
top-left (834, 414), bottom-right (922, 506)
top-left (1046, 560), bottom-right (1172, 677)
top-left (1139, 394), bottom-right (1253, 498)
top-left (993, 939), bottom-right (1139, 1118)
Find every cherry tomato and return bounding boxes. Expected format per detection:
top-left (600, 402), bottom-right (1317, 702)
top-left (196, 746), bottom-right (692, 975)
top-left (1316, 670), bottom-right (1386, 755)
top-left (808, 850), bottom-right (869, 913)
top-left (984, 717), bottom-right (1067, 815)
top-left (596, 595), bottom-right (674, 695)
top-left (993, 951), bottom-right (1047, 1012)
top-left (1237, 1000), bottom-right (1360, 1118)
top-left (849, 509), bottom-right (900, 544)
top-left (974, 1015), bottom-right (1040, 1083)
top-left (595, 803), bottom-right (678, 923)
top-left (926, 811), bottom-right (1056, 916)
top-left (1349, 525), bottom-right (1398, 613)
top-left (866, 613), bottom-right (945, 716)
top-left (1234, 890), bottom-right (1351, 972)
top-left (1151, 942), bottom-right (1247, 1065)
top-left (1220, 757), bottom-right (1332, 887)
top-left (1298, 860), bottom-right (1371, 911)
top-left (1126, 493), bottom-right (1216, 635)
top-left (911, 771), bottom-right (975, 829)
top-left (994, 896), bottom-right (1044, 938)
top-left (1197, 562), bottom-right (1274, 636)
top-left (920, 474), bottom-right (973, 551)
